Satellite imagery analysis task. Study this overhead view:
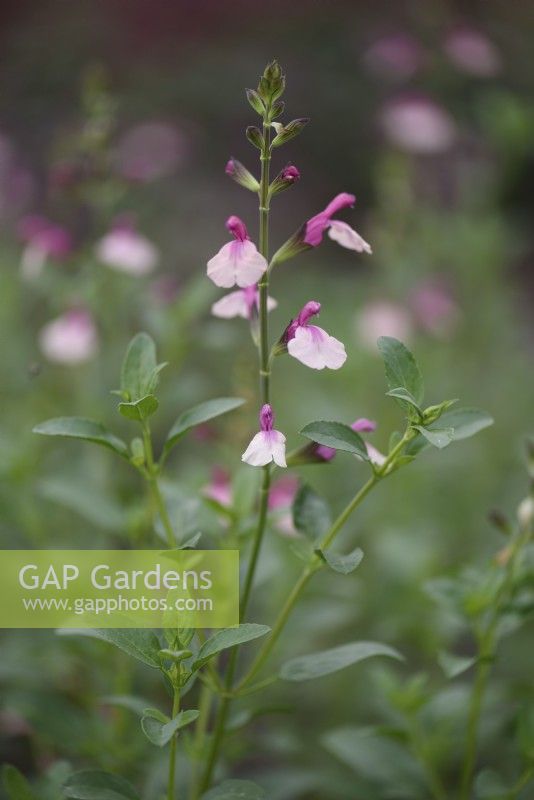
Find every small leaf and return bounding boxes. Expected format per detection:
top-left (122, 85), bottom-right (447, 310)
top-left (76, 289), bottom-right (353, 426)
top-left (141, 708), bottom-right (199, 747)
top-left (118, 394), bottom-right (159, 421)
top-left (57, 629), bottom-right (162, 669)
top-left (101, 695), bottom-right (152, 717)
top-left (319, 547), bottom-right (364, 575)
top-left (120, 332), bottom-right (165, 402)
top-left (165, 398), bottom-right (245, 454)
top-left (300, 421), bottom-right (369, 460)
top-left (280, 641), bottom-right (403, 682)
top-left (436, 408), bottom-right (494, 441)
top-left (438, 651), bottom-right (476, 679)
top-left (193, 624), bottom-right (270, 670)
top-left (33, 417), bottom-right (128, 458)
top-left (202, 780), bottom-right (266, 799)
top-left (377, 337), bottom-right (424, 406)
top-left (386, 387), bottom-right (422, 416)
top-left (63, 770), bottom-right (140, 800)
top-left (2, 765), bottom-right (37, 800)
top-left (414, 425), bottom-right (454, 449)
top-left (292, 484), bottom-right (332, 541)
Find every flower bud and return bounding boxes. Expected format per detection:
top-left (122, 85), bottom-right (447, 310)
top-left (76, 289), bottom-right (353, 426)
top-left (130, 437), bottom-right (145, 467)
top-left (269, 163), bottom-right (301, 196)
top-left (246, 88), bottom-right (265, 116)
top-left (246, 126), bottom-right (264, 150)
top-left (225, 157), bottom-right (260, 192)
top-left (517, 496), bottom-right (534, 530)
top-left (271, 100), bottom-right (285, 119)
top-left (271, 118), bottom-right (310, 148)
top-left (258, 60), bottom-right (285, 104)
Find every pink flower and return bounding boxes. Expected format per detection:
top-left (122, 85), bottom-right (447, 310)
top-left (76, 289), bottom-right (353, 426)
top-left (327, 221), bottom-right (372, 253)
top-left (211, 284), bottom-right (277, 320)
top-left (269, 475), bottom-right (299, 536)
top-left (316, 418), bottom-right (377, 462)
top-left (18, 214), bottom-right (72, 278)
top-left (242, 404), bottom-right (287, 468)
top-left (304, 192), bottom-right (356, 247)
top-left (363, 34), bottom-right (424, 80)
top-left (444, 29), bottom-right (501, 77)
top-left (96, 218), bottom-right (159, 276)
top-left (116, 122), bottom-right (185, 182)
top-left (203, 467), bottom-right (232, 507)
top-left (38, 308), bottom-right (98, 365)
top-left (281, 164), bottom-right (300, 182)
top-left (285, 301), bottom-right (347, 370)
top-left (410, 279), bottom-right (460, 338)
top-left (207, 216), bottom-right (268, 289)
top-left (356, 301), bottom-right (413, 351)
top-left (380, 95), bottom-right (456, 154)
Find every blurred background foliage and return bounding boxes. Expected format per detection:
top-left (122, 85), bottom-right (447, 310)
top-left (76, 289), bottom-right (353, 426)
top-left (0, 1), bottom-right (533, 798)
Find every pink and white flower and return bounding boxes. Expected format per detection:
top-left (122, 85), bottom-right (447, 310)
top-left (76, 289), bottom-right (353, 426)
top-left (327, 220), bottom-right (372, 253)
top-left (285, 301), bottom-right (347, 370)
top-left (96, 218), bottom-right (159, 276)
top-left (207, 216), bottom-right (268, 289)
top-left (38, 308), bottom-right (98, 365)
top-left (444, 28), bottom-right (501, 77)
top-left (269, 475), bottom-right (299, 535)
top-left (304, 192), bottom-right (355, 247)
top-left (380, 95), bottom-right (456, 154)
top-left (356, 300), bottom-right (413, 351)
top-left (242, 404), bottom-right (287, 468)
top-left (203, 467), bottom-right (232, 507)
top-left (212, 284), bottom-right (277, 320)
top-left (18, 214), bottom-right (72, 278)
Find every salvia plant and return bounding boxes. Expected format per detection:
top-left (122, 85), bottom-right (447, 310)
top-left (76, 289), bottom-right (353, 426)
top-left (8, 61), bottom-right (528, 800)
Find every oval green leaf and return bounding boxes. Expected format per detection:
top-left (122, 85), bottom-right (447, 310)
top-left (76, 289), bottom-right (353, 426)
top-left (33, 417), bottom-right (128, 458)
top-left (193, 623), bottom-right (270, 670)
top-left (63, 770), bottom-right (140, 800)
top-left (377, 337), bottom-right (424, 406)
top-left (299, 421), bottom-right (369, 460)
top-left (280, 640), bottom-right (403, 682)
top-left (141, 708), bottom-right (199, 747)
top-left (202, 780), bottom-right (266, 800)
top-left (57, 628), bottom-right (162, 669)
top-left (292, 484), bottom-right (332, 541)
top-left (165, 397), bottom-right (245, 454)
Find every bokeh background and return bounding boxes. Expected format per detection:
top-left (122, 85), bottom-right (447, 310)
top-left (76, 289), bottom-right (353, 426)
top-left (1, 1), bottom-right (533, 798)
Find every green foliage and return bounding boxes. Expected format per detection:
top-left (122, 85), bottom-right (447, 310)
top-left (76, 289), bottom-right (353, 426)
top-left (299, 421), bottom-right (369, 459)
top-left (280, 641), bottom-right (403, 682)
top-left (58, 628), bottom-right (162, 669)
top-left (119, 332), bottom-right (166, 403)
top-left (33, 417), bottom-right (129, 458)
top-left (192, 624), bottom-right (271, 670)
top-left (63, 770), bottom-right (140, 799)
top-left (378, 336), bottom-right (425, 407)
top-left (292, 483), bottom-right (332, 540)
top-left (118, 394), bottom-right (159, 421)
top-left (202, 780), bottom-right (266, 799)
top-left (2, 766), bottom-right (37, 800)
top-left (141, 708), bottom-right (199, 746)
top-left (318, 546), bottom-right (364, 574)
top-left (164, 397), bottom-right (245, 455)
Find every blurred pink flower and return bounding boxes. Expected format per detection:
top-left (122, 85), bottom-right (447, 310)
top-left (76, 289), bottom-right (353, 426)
top-left (444, 28), bottom-right (501, 77)
top-left (18, 214), bottom-right (72, 278)
top-left (150, 275), bottom-right (180, 306)
top-left (269, 475), bottom-right (299, 536)
top-left (38, 308), bottom-right (98, 365)
top-left (115, 122), bottom-right (186, 181)
top-left (211, 284), bottom-right (277, 320)
top-left (203, 467), bottom-right (232, 507)
top-left (356, 300), bottom-right (413, 351)
top-left (380, 95), bottom-right (456, 154)
top-left (410, 279), bottom-right (460, 338)
top-left (96, 218), bottom-right (159, 276)
top-left (363, 34), bottom-right (424, 80)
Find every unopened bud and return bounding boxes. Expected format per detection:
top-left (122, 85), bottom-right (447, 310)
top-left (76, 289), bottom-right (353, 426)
top-left (269, 163), bottom-right (301, 196)
top-left (246, 126), bottom-right (263, 150)
top-left (258, 60), bottom-right (285, 104)
top-left (271, 118), bottom-right (310, 148)
top-left (225, 157), bottom-right (260, 192)
top-left (246, 88), bottom-right (265, 116)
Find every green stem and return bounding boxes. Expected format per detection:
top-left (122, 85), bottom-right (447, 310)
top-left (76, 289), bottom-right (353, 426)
top-left (188, 683), bottom-right (212, 800)
top-left (168, 685), bottom-right (181, 800)
top-left (196, 111), bottom-right (273, 796)
top-left (143, 423), bottom-right (175, 548)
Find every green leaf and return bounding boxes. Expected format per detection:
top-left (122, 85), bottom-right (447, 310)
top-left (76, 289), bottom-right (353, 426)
top-left (202, 780), bottom-right (266, 799)
top-left (319, 547), bottom-right (364, 575)
top-left (100, 695), bottom-right (152, 717)
top-left (141, 708), bottom-right (199, 746)
top-left (120, 332), bottom-right (165, 402)
top-left (517, 705), bottom-right (534, 761)
top-left (299, 421), bottom-right (369, 460)
top-left (63, 770), bottom-right (140, 800)
top-left (414, 425), bottom-right (454, 449)
top-left (377, 337), bottom-right (424, 406)
top-left (118, 394), bottom-right (159, 421)
top-left (474, 769), bottom-right (510, 799)
top-left (386, 387), bottom-right (422, 415)
top-left (165, 398), bottom-right (245, 454)
top-left (438, 651), bottom-right (476, 679)
top-left (435, 408), bottom-right (494, 441)
top-left (280, 641), bottom-right (403, 682)
top-left (33, 417), bottom-right (128, 458)
top-left (57, 629), bottom-right (161, 669)
top-left (2, 765), bottom-right (37, 800)
top-left (292, 484), bottom-right (332, 541)
top-left (193, 624), bottom-right (270, 670)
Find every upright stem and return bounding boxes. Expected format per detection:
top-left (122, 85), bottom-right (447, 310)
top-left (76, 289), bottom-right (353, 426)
top-left (168, 685), bottom-right (181, 800)
top-left (197, 111), bottom-right (273, 796)
top-left (143, 423), bottom-right (176, 548)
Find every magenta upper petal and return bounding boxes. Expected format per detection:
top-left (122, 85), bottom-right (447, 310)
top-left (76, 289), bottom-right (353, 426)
top-left (304, 192), bottom-right (356, 247)
top-left (226, 215), bottom-right (249, 242)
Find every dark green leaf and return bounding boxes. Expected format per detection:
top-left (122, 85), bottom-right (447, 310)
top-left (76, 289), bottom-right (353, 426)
top-left (386, 387), bottom-right (422, 415)
top-left (299, 421), bottom-right (369, 459)
top-left (319, 547), bottom-right (364, 575)
top-left (120, 332), bottom-right (165, 402)
top-left (63, 770), bottom-right (140, 800)
top-left (436, 408), bottom-right (494, 441)
top-left (57, 629), bottom-right (161, 669)
top-left (414, 425), bottom-right (454, 449)
top-left (438, 651), bottom-right (476, 679)
top-left (292, 484), bottom-right (332, 541)
top-left (165, 398), bottom-right (245, 454)
top-left (118, 394), bottom-right (159, 421)
top-left (280, 641), bottom-right (403, 682)
top-left (475, 770), bottom-right (510, 799)
top-left (202, 780), bottom-right (266, 799)
top-left (141, 708), bottom-right (199, 746)
top-left (33, 417), bottom-right (128, 458)
top-left (377, 337), bottom-right (424, 406)
top-left (2, 765), bottom-right (37, 800)
top-left (193, 624), bottom-right (270, 670)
